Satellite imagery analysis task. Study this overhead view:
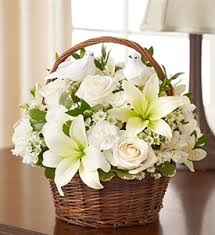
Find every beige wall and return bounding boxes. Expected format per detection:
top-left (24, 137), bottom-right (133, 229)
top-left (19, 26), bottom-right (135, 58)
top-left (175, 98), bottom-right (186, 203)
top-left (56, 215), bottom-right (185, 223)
top-left (0, 0), bottom-right (71, 148)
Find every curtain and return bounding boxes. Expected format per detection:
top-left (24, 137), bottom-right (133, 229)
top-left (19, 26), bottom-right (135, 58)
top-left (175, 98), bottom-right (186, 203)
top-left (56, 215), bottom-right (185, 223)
top-left (0, 0), bottom-right (72, 148)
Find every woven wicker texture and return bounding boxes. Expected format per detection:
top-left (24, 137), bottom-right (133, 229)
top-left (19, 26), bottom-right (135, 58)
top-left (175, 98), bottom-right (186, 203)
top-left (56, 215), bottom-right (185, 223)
top-left (50, 175), bottom-right (169, 228)
top-left (48, 36), bottom-right (172, 228)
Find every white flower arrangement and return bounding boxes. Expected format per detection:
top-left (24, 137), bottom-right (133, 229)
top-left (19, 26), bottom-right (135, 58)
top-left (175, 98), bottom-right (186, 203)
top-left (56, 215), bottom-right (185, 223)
top-left (12, 45), bottom-right (207, 196)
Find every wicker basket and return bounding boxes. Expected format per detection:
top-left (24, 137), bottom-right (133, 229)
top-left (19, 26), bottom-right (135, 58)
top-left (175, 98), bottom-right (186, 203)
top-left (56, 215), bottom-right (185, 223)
top-left (48, 36), bottom-right (172, 228)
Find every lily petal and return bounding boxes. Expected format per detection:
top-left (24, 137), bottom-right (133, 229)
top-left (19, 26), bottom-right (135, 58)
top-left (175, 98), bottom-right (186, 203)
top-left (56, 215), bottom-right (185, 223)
top-left (43, 122), bottom-right (79, 157)
top-left (69, 115), bottom-right (87, 147)
top-left (82, 145), bottom-right (111, 172)
top-left (149, 96), bottom-right (186, 120)
top-left (126, 117), bottom-right (149, 136)
top-left (43, 150), bottom-right (62, 168)
top-left (122, 81), bottom-right (147, 115)
top-left (143, 74), bottom-right (159, 103)
top-left (108, 108), bottom-right (137, 122)
top-left (184, 159), bottom-right (195, 172)
top-left (148, 119), bottom-right (172, 138)
top-left (79, 163), bottom-right (104, 189)
top-left (55, 158), bottom-right (80, 196)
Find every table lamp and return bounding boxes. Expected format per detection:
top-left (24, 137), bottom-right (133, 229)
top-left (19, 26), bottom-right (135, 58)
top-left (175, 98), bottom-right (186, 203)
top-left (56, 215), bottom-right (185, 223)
top-left (140, 0), bottom-right (215, 169)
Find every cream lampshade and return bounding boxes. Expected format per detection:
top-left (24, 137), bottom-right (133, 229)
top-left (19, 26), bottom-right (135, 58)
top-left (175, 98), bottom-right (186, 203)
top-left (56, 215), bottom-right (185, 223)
top-left (140, 0), bottom-right (215, 170)
top-left (141, 0), bottom-right (215, 34)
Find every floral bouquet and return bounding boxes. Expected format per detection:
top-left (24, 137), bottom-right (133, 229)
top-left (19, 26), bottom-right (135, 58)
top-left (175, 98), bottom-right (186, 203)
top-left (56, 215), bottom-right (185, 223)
top-left (12, 37), bottom-right (207, 227)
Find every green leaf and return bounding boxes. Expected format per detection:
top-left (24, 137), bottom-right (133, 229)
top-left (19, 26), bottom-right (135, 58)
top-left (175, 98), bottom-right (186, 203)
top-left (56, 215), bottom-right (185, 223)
top-left (59, 91), bottom-right (73, 109)
top-left (170, 72), bottom-right (184, 80)
top-left (19, 103), bottom-right (29, 110)
top-left (66, 99), bottom-right (91, 117)
top-left (62, 120), bottom-right (72, 137)
top-left (99, 169), bottom-right (115, 181)
top-left (31, 122), bottom-right (44, 132)
top-left (67, 107), bottom-right (82, 117)
top-left (30, 86), bottom-right (36, 98)
top-left (55, 52), bottom-right (59, 60)
top-left (157, 162), bottom-right (176, 177)
top-left (44, 167), bottom-right (55, 180)
top-left (71, 53), bottom-right (80, 60)
top-left (29, 108), bottom-right (46, 123)
top-left (195, 134), bottom-right (208, 146)
top-left (115, 65), bottom-right (122, 72)
top-left (91, 104), bottom-right (103, 112)
top-left (115, 169), bottom-right (136, 180)
top-left (80, 48), bottom-right (86, 58)
top-left (94, 59), bottom-right (103, 70)
top-left (101, 44), bottom-right (107, 58)
top-left (184, 92), bottom-right (194, 103)
top-left (147, 46), bottom-right (154, 55)
top-left (80, 99), bottom-right (91, 110)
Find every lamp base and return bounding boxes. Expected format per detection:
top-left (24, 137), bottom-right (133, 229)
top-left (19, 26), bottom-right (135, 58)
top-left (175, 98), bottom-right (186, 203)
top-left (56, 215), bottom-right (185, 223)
top-left (189, 34), bottom-right (215, 170)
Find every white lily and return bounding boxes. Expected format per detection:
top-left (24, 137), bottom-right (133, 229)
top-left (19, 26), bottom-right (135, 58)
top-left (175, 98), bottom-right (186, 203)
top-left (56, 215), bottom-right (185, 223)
top-left (42, 115), bottom-right (110, 196)
top-left (109, 75), bottom-right (186, 138)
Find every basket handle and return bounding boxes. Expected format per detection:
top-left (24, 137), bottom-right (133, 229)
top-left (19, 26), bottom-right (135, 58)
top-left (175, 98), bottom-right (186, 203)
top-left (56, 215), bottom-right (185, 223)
top-left (50, 36), bottom-right (173, 95)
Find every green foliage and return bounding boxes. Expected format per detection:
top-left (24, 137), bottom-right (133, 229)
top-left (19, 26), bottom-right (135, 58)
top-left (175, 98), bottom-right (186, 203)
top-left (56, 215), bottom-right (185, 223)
top-left (71, 48), bottom-right (86, 60)
top-left (44, 167), bottom-right (55, 180)
top-left (55, 52), bottom-right (59, 60)
top-left (67, 99), bottom-right (102, 118)
top-left (29, 108), bottom-right (46, 131)
top-left (156, 162), bottom-right (176, 177)
top-left (94, 44), bottom-right (111, 71)
top-left (159, 72), bottom-right (184, 95)
top-left (191, 131), bottom-right (208, 151)
top-left (99, 170), bottom-right (115, 181)
top-left (29, 108), bottom-right (46, 122)
top-left (184, 92), bottom-right (194, 103)
top-left (67, 99), bottom-right (90, 117)
top-left (62, 120), bottom-right (73, 137)
top-left (30, 86), bottom-right (36, 98)
top-left (115, 169), bottom-right (136, 180)
top-left (59, 91), bottom-right (74, 109)
top-left (18, 103), bottom-right (29, 110)
top-left (70, 82), bottom-right (81, 103)
top-left (141, 46), bottom-right (154, 67)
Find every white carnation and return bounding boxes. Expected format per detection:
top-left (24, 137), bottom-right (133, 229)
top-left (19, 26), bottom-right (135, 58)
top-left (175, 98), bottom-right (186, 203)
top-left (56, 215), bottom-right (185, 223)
top-left (12, 118), bottom-right (37, 165)
top-left (88, 121), bottom-right (119, 150)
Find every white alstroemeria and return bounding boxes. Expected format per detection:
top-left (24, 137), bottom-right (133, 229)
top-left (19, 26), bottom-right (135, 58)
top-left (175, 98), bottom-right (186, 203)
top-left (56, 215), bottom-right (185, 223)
top-left (12, 118), bottom-right (38, 165)
top-left (42, 115), bottom-right (110, 196)
top-left (109, 91), bottom-right (127, 107)
top-left (180, 98), bottom-right (196, 122)
top-left (88, 120), bottom-right (119, 150)
top-left (178, 119), bottom-right (198, 136)
top-left (40, 79), bottom-right (70, 108)
top-left (76, 75), bottom-right (114, 106)
top-left (109, 74), bottom-right (186, 138)
top-left (173, 84), bottom-right (186, 96)
top-left (106, 132), bottom-right (157, 174)
top-left (181, 130), bottom-right (207, 162)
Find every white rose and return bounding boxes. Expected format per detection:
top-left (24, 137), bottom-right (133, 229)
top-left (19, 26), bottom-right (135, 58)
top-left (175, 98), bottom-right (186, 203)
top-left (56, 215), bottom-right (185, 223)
top-left (107, 135), bottom-right (157, 174)
top-left (76, 75), bottom-right (114, 106)
top-left (40, 79), bottom-right (70, 108)
top-left (88, 120), bottom-right (119, 150)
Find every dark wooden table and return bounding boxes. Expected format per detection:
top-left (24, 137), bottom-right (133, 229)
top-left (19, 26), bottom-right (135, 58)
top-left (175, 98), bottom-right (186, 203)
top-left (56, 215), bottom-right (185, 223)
top-left (0, 148), bottom-right (215, 235)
